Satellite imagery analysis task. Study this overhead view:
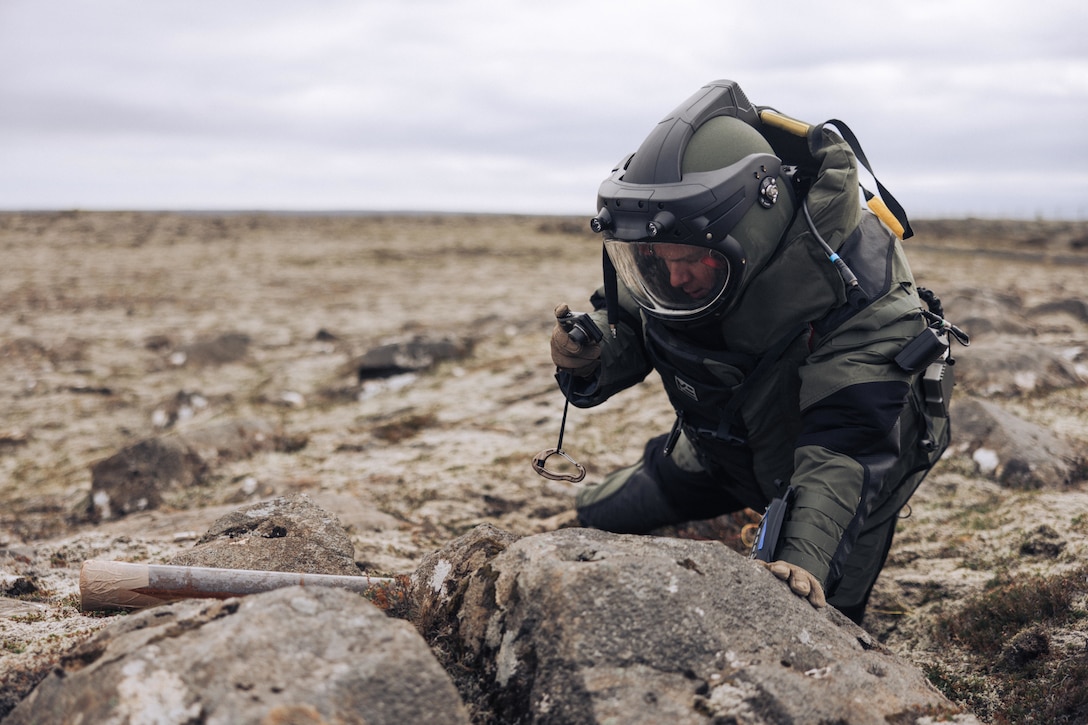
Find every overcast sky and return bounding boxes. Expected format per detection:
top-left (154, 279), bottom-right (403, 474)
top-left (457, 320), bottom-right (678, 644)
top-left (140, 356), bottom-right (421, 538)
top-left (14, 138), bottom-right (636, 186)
top-left (2, 0), bottom-right (1085, 219)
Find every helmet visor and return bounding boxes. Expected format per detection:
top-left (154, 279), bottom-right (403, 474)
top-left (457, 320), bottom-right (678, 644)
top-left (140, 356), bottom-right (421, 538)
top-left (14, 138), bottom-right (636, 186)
top-left (605, 239), bottom-right (733, 319)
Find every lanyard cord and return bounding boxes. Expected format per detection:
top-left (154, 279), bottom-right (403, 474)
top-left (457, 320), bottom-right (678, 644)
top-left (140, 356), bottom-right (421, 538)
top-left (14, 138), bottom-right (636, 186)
top-left (555, 373), bottom-right (575, 451)
top-left (531, 373), bottom-right (587, 483)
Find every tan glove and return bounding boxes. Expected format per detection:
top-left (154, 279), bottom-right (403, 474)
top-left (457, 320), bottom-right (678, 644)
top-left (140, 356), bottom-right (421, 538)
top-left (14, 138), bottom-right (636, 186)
top-left (550, 303), bottom-right (601, 377)
top-left (759, 560), bottom-right (827, 608)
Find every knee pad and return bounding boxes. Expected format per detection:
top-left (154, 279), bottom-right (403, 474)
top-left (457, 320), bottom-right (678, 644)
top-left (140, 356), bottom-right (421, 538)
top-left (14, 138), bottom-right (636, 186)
top-left (576, 460), bottom-right (683, 534)
top-left (577, 434), bottom-right (740, 532)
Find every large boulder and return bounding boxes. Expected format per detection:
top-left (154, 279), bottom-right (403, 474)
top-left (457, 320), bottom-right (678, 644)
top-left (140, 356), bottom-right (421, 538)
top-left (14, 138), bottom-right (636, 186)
top-left (4, 587), bottom-right (470, 725)
top-left (950, 396), bottom-right (1085, 489)
top-left (410, 524), bottom-right (976, 724)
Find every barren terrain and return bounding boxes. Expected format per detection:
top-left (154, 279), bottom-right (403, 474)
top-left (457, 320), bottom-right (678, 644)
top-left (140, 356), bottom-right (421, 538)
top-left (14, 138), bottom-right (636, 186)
top-left (2, 211), bottom-right (1087, 721)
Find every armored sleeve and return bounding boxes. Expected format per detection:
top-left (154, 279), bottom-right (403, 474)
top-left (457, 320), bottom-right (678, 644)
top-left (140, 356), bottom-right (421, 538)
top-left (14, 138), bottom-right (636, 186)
top-left (776, 278), bottom-right (926, 590)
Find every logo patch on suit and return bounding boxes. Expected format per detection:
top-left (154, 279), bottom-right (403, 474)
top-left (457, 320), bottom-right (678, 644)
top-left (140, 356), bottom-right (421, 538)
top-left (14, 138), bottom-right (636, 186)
top-left (674, 375), bottom-right (698, 401)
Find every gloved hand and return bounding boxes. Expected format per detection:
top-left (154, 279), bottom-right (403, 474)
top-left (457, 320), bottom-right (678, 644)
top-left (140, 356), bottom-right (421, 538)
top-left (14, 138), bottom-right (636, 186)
top-left (550, 303), bottom-right (601, 377)
top-left (759, 560), bottom-right (827, 608)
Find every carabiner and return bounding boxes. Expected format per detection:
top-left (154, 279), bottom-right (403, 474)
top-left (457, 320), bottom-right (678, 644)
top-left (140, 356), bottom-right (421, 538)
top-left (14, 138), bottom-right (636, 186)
top-left (531, 447), bottom-right (586, 483)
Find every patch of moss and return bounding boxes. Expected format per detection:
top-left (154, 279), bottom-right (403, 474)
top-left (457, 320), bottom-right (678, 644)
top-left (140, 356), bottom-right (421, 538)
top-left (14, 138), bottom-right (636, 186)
top-left (936, 568), bottom-right (1083, 654)
top-left (930, 565), bottom-right (1088, 723)
top-left (921, 661), bottom-right (998, 721)
top-left (365, 574), bottom-right (414, 621)
top-left (997, 654), bottom-right (1088, 723)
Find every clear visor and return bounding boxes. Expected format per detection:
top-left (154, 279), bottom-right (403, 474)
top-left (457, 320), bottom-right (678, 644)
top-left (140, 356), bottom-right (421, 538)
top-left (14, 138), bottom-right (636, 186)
top-left (605, 239), bottom-right (732, 318)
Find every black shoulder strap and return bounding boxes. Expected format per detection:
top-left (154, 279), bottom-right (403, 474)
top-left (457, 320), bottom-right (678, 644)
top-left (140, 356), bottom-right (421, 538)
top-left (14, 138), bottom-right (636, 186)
top-left (812, 119), bottom-right (914, 240)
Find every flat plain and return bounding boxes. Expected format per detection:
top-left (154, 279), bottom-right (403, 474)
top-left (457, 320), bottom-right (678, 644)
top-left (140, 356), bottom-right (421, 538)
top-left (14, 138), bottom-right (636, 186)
top-left (2, 211), bottom-right (1087, 721)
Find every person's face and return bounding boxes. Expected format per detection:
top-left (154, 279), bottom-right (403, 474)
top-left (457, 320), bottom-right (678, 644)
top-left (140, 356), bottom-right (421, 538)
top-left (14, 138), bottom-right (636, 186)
top-left (652, 244), bottom-right (723, 299)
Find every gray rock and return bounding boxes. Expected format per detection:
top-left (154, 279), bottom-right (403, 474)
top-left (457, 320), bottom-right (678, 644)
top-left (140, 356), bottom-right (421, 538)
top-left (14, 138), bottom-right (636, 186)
top-left (1028, 297), bottom-right (1088, 324)
top-left (1018, 524), bottom-right (1066, 558)
top-left (168, 494), bottom-right (360, 576)
top-left (942, 288), bottom-right (1031, 338)
top-left (86, 420), bottom-right (305, 521)
top-left (354, 335), bottom-right (472, 381)
top-left (4, 587), bottom-right (470, 725)
top-left (954, 338), bottom-right (1084, 397)
top-left (950, 396), bottom-right (1085, 488)
top-left (150, 389), bottom-right (209, 429)
top-left (175, 331), bottom-right (251, 367)
top-left (179, 418), bottom-right (285, 461)
top-left (88, 436), bottom-right (208, 520)
top-left (410, 524), bottom-right (975, 725)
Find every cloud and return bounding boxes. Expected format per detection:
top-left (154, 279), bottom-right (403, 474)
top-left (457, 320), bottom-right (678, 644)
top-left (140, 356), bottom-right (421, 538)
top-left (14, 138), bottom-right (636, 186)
top-left (1, 0), bottom-right (1086, 217)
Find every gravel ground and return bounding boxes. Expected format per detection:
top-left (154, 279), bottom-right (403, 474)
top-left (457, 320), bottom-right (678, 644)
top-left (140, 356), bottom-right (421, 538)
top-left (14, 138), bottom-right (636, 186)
top-left (2, 211), bottom-right (1087, 721)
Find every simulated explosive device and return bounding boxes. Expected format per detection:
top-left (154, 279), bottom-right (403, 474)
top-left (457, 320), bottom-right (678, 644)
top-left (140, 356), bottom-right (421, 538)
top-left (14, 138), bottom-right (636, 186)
top-left (79, 560), bottom-right (395, 612)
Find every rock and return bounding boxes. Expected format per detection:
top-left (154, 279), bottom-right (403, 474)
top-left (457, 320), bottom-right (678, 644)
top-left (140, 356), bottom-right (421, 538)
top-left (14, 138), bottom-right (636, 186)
top-left (410, 522), bottom-right (522, 637)
top-left (1018, 524), bottom-right (1066, 558)
top-left (88, 437), bottom-right (208, 520)
top-left (998, 626), bottom-right (1050, 671)
top-left (0, 428), bottom-right (30, 451)
top-left (0, 572), bottom-right (38, 597)
top-left (150, 389), bottom-right (208, 428)
top-left (86, 419), bottom-right (305, 521)
top-left (1028, 298), bottom-right (1088, 324)
top-left (941, 288), bottom-right (1031, 338)
top-left (168, 494), bottom-right (360, 576)
top-left (4, 587), bottom-right (471, 725)
top-left (950, 396), bottom-right (1085, 489)
top-left (0, 598), bottom-right (48, 619)
top-left (410, 524), bottom-right (975, 724)
top-left (173, 331), bottom-right (250, 367)
top-left (179, 418), bottom-right (285, 461)
top-left (953, 338), bottom-right (1084, 397)
top-left (354, 335), bottom-right (472, 381)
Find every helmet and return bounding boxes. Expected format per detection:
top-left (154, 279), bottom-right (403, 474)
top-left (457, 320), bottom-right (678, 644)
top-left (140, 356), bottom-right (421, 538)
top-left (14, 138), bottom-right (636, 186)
top-left (591, 81), bottom-right (796, 322)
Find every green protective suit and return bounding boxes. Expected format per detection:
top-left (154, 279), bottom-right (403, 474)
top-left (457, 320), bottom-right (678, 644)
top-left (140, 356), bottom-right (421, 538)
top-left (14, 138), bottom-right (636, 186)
top-left (561, 127), bottom-right (949, 617)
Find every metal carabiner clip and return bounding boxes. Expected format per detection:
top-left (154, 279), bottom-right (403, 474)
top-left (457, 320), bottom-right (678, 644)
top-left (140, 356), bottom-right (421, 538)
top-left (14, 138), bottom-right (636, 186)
top-left (531, 447), bottom-right (586, 483)
top-left (534, 324), bottom-right (599, 484)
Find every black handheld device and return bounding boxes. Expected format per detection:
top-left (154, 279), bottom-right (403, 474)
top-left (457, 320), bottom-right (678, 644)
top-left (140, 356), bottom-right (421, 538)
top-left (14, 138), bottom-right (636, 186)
top-left (750, 486), bottom-right (797, 562)
top-left (557, 309), bottom-right (604, 346)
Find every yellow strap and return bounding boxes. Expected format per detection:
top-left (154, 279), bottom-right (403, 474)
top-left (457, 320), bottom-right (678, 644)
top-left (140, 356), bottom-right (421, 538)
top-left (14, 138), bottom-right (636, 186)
top-left (867, 195), bottom-right (906, 239)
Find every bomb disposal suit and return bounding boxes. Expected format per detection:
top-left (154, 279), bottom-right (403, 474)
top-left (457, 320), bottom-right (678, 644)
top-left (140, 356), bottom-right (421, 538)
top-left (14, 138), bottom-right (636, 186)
top-left (551, 80), bottom-right (953, 623)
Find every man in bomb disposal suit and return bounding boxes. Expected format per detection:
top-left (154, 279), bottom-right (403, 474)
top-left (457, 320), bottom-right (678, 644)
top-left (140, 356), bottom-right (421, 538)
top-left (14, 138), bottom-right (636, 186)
top-left (549, 80), bottom-right (964, 623)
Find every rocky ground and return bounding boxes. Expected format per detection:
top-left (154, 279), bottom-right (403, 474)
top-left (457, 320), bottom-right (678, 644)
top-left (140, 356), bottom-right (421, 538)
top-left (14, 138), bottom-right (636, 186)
top-left (1, 211), bottom-right (1087, 722)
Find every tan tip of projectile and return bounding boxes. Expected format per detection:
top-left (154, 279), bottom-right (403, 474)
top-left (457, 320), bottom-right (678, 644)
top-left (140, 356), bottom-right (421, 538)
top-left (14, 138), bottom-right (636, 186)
top-left (79, 560), bottom-right (162, 612)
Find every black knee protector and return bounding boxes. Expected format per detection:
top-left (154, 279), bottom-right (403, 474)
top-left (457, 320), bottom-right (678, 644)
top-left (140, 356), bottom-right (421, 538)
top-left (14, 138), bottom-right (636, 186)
top-left (576, 463), bottom-right (685, 534)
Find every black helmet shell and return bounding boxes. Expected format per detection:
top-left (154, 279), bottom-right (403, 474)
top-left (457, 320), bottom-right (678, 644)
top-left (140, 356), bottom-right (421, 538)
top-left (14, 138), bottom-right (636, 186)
top-left (593, 81), bottom-right (796, 322)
